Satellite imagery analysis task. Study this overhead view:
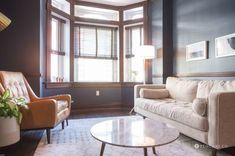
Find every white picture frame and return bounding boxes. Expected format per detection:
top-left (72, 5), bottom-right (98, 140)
top-left (215, 33), bottom-right (235, 58)
top-left (186, 41), bottom-right (207, 61)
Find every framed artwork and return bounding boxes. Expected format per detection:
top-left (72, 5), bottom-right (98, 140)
top-left (215, 33), bottom-right (235, 58)
top-left (186, 41), bottom-right (208, 61)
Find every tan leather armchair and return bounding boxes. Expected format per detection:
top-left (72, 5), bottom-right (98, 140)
top-left (0, 71), bottom-right (71, 143)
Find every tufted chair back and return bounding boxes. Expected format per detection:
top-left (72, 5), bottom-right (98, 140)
top-left (0, 71), bottom-right (37, 103)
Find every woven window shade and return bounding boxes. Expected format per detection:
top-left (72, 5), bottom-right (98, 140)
top-left (74, 25), bottom-right (118, 60)
top-left (0, 12), bottom-right (11, 32)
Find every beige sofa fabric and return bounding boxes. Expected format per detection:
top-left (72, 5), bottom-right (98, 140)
top-left (139, 88), bottom-right (169, 99)
top-left (135, 77), bottom-right (235, 149)
top-left (134, 84), bottom-right (166, 99)
top-left (135, 98), bottom-right (208, 131)
top-left (166, 77), bottom-right (198, 103)
top-left (196, 80), bottom-right (214, 99)
top-left (135, 107), bottom-right (208, 144)
top-left (208, 91), bottom-right (235, 149)
top-left (192, 98), bottom-right (207, 116)
top-left (211, 80), bottom-right (235, 93)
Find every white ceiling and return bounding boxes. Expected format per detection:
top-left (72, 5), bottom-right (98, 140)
top-left (79, 0), bottom-right (146, 6)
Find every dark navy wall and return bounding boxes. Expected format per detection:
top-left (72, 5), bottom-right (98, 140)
top-left (151, 0), bottom-right (173, 83)
top-left (151, 0), bottom-right (163, 83)
top-left (0, 0), bottom-right (41, 95)
top-left (173, 0), bottom-right (235, 75)
top-left (42, 86), bottom-right (122, 109)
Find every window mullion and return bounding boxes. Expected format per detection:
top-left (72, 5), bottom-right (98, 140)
top-left (96, 27), bottom-right (98, 57)
top-left (130, 28), bottom-right (133, 56)
top-left (111, 29), bottom-right (113, 58)
top-left (78, 26), bottom-right (81, 57)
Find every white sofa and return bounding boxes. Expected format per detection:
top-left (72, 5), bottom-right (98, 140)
top-left (134, 77), bottom-right (235, 150)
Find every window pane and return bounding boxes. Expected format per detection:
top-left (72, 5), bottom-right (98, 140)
top-left (124, 26), bottom-right (144, 82)
top-left (50, 17), bottom-right (70, 82)
top-left (52, 0), bottom-right (70, 14)
top-left (51, 19), bottom-right (59, 51)
top-left (80, 27), bottom-right (96, 56)
top-left (51, 54), bottom-right (59, 82)
top-left (75, 26), bottom-right (118, 59)
top-left (74, 58), bottom-right (119, 82)
top-left (75, 5), bottom-right (119, 21)
top-left (97, 28), bottom-right (112, 57)
top-left (124, 7), bottom-right (143, 21)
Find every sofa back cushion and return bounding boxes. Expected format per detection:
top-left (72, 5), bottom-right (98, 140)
top-left (211, 80), bottom-right (235, 93)
top-left (196, 80), bottom-right (214, 99)
top-left (166, 77), bottom-right (198, 103)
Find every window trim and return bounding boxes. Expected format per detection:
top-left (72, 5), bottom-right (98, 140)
top-left (46, 0), bottom-right (150, 87)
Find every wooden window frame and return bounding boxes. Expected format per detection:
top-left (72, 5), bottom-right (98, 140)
top-left (46, 0), bottom-right (149, 87)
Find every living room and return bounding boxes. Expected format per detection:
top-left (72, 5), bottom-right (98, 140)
top-left (0, 0), bottom-right (235, 156)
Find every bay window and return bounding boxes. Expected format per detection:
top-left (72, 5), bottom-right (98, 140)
top-left (46, 0), bottom-right (149, 85)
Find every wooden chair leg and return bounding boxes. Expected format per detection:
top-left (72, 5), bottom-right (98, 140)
top-left (66, 118), bottom-right (68, 126)
top-left (211, 148), bottom-right (217, 156)
top-left (46, 129), bottom-right (51, 144)
top-left (62, 121), bottom-right (65, 129)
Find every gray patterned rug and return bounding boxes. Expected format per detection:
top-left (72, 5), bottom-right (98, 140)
top-left (34, 116), bottom-right (231, 156)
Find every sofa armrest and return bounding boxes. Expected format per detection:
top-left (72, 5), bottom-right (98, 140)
top-left (208, 91), bottom-right (235, 149)
top-left (134, 84), bottom-right (166, 99)
top-left (20, 99), bottom-right (57, 129)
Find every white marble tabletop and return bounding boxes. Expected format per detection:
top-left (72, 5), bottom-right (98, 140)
top-left (90, 116), bottom-right (179, 148)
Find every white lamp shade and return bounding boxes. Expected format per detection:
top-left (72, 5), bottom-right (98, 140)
top-left (136, 45), bottom-right (155, 59)
top-left (0, 12), bottom-right (11, 32)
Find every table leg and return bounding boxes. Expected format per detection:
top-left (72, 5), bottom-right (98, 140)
top-left (100, 143), bottom-right (106, 156)
top-left (152, 147), bottom-right (156, 154)
top-left (143, 148), bottom-right (147, 156)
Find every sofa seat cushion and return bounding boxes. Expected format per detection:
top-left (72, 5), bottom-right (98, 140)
top-left (57, 100), bottom-right (68, 113)
top-left (135, 98), bottom-right (208, 131)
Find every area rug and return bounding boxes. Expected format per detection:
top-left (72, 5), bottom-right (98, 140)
top-left (34, 116), bottom-right (230, 156)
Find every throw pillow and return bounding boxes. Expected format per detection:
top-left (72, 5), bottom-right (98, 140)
top-left (139, 88), bottom-right (169, 99)
top-left (192, 98), bottom-right (207, 116)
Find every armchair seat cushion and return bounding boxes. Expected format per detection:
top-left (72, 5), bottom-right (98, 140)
top-left (57, 100), bottom-right (69, 113)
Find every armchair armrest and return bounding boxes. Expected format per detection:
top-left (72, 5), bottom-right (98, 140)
top-left (20, 99), bottom-right (57, 129)
top-left (134, 84), bottom-right (166, 99)
top-left (34, 94), bottom-right (71, 109)
top-left (208, 91), bottom-right (235, 149)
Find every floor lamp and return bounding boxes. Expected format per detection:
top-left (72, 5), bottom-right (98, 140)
top-left (129, 45), bottom-right (155, 114)
top-left (137, 45), bottom-right (155, 84)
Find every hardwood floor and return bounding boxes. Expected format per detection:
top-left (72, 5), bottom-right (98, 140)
top-left (1, 108), bottom-right (235, 156)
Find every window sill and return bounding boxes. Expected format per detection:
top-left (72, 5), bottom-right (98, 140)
top-left (44, 82), bottom-right (143, 89)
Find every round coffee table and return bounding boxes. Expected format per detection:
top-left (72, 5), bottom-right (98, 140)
top-left (90, 116), bottom-right (179, 156)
